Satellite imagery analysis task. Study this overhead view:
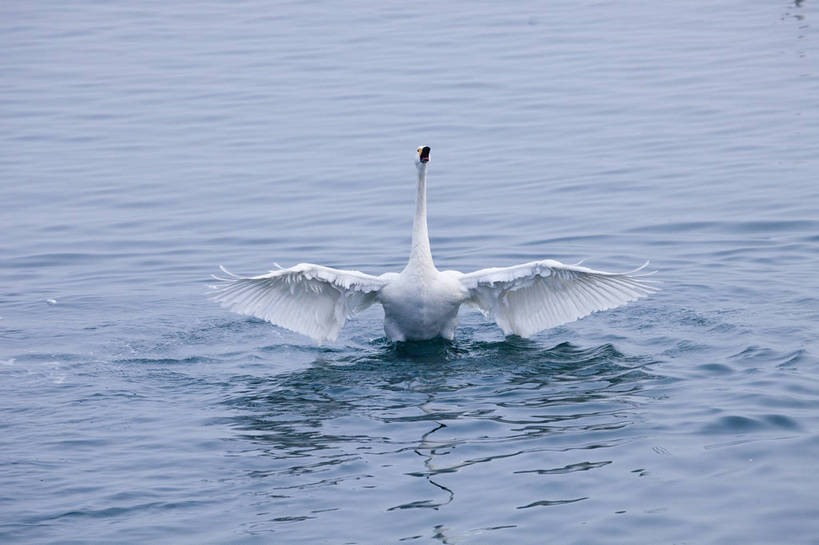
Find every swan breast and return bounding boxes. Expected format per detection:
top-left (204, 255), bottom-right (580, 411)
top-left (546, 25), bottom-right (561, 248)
top-left (378, 269), bottom-right (467, 341)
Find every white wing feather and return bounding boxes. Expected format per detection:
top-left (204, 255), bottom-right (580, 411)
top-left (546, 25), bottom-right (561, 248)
top-left (210, 263), bottom-right (387, 343)
top-left (460, 259), bottom-right (658, 337)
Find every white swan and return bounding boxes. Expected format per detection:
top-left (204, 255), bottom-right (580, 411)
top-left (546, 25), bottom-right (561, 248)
top-left (212, 146), bottom-right (657, 343)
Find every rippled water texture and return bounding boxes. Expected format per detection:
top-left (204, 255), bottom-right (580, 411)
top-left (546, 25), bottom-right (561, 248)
top-left (2, 1), bottom-right (818, 544)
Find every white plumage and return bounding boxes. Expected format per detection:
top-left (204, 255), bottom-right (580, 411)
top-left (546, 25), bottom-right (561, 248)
top-left (212, 264), bottom-right (387, 343)
top-left (212, 147), bottom-right (657, 343)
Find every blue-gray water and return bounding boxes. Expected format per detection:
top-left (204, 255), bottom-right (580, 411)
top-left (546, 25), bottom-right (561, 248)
top-left (2, 1), bottom-right (818, 543)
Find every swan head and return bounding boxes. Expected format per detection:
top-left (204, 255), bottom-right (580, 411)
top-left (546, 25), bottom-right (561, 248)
top-left (416, 146), bottom-right (430, 168)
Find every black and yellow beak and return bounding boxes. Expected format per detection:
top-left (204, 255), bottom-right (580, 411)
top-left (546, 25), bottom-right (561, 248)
top-left (418, 146), bottom-right (430, 163)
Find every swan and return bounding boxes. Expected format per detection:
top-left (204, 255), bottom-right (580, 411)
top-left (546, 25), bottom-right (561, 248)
top-left (212, 146), bottom-right (657, 343)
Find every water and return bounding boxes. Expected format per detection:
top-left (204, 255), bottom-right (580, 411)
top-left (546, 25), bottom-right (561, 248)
top-left (2, 1), bottom-right (818, 543)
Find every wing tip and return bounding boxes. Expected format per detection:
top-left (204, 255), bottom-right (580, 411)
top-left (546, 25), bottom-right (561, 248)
top-left (218, 264), bottom-right (241, 278)
top-left (622, 260), bottom-right (649, 275)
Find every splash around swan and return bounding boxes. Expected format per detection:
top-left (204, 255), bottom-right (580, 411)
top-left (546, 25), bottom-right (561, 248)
top-left (212, 147), bottom-right (657, 343)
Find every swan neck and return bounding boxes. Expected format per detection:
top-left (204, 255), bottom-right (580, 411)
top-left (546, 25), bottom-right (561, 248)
top-left (410, 166), bottom-right (433, 268)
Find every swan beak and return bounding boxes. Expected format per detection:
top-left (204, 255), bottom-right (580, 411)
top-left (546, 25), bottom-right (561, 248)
top-left (419, 146), bottom-right (430, 163)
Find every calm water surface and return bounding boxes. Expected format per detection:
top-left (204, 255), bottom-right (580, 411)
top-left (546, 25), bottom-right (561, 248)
top-left (2, 1), bottom-right (819, 543)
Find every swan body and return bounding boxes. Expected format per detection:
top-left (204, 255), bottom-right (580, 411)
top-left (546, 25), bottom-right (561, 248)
top-left (379, 266), bottom-right (466, 342)
top-left (212, 147), bottom-right (657, 343)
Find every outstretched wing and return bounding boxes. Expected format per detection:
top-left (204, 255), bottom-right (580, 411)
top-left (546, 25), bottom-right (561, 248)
top-left (211, 263), bottom-right (387, 343)
top-left (460, 259), bottom-right (657, 337)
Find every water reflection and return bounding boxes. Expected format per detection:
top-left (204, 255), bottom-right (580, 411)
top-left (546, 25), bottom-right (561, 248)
top-left (222, 340), bottom-right (661, 534)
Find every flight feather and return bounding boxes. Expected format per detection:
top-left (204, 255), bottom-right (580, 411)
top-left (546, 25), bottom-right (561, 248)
top-left (459, 260), bottom-right (657, 337)
top-left (211, 264), bottom-right (386, 343)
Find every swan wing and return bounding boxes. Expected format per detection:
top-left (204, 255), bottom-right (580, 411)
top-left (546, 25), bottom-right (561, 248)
top-left (460, 259), bottom-right (657, 337)
top-left (211, 263), bottom-right (387, 343)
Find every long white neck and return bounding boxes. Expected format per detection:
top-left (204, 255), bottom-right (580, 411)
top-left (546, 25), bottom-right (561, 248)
top-left (409, 163), bottom-right (434, 269)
